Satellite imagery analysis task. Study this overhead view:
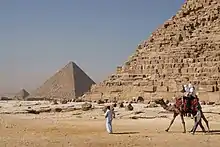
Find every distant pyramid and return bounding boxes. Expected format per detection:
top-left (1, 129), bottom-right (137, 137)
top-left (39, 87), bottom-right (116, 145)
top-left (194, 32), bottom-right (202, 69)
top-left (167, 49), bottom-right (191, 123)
top-left (28, 61), bottom-right (95, 100)
top-left (85, 0), bottom-right (220, 102)
top-left (14, 89), bottom-right (29, 100)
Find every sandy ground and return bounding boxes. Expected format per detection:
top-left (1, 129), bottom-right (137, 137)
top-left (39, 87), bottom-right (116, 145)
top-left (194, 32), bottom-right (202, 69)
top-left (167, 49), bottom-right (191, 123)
top-left (0, 101), bottom-right (220, 147)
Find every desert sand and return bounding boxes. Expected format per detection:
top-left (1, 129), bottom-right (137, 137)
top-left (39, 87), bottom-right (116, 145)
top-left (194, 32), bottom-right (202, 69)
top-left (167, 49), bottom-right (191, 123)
top-left (0, 101), bottom-right (220, 147)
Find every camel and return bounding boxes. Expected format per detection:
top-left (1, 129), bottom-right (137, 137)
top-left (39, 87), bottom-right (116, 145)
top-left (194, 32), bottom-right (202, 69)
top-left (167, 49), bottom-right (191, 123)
top-left (155, 98), bottom-right (210, 134)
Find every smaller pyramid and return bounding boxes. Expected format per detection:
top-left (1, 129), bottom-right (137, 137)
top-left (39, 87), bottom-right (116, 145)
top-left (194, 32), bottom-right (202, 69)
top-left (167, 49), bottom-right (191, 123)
top-left (14, 89), bottom-right (30, 100)
top-left (28, 61), bottom-right (95, 100)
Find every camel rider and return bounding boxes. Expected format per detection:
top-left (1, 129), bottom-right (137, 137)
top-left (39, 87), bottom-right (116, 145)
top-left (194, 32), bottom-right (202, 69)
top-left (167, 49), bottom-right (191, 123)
top-left (183, 83), bottom-right (196, 112)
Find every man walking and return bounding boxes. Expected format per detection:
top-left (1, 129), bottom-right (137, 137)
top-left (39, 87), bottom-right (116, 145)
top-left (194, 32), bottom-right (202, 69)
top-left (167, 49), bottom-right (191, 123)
top-left (105, 106), bottom-right (115, 134)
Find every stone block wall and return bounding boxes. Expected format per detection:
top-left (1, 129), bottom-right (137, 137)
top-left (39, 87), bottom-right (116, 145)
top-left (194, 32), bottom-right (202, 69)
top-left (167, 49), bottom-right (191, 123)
top-left (84, 0), bottom-right (220, 102)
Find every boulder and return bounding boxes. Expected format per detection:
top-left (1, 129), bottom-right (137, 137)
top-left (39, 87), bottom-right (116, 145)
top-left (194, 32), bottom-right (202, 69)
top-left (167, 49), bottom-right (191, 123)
top-left (165, 99), bottom-right (170, 104)
top-left (75, 99), bottom-right (84, 102)
top-left (200, 101), bottom-right (206, 105)
top-left (0, 97), bottom-right (12, 100)
top-left (146, 101), bottom-right (158, 108)
top-left (118, 102), bottom-right (124, 108)
top-left (26, 109), bottom-right (40, 114)
top-left (125, 103), bottom-right (134, 111)
top-left (54, 108), bottom-right (62, 112)
top-left (97, 99), bottom-right (105, 104)
top-left (81, 102), bottom-right (92, 111)
top-left (207, 102), bottom-right (215, 105)
top-left (52, 100), bottom-right (58, 105)
top-left (61, 99), bottom-right (68, 104)
top-left (137, 96), bottom-right (144, 103)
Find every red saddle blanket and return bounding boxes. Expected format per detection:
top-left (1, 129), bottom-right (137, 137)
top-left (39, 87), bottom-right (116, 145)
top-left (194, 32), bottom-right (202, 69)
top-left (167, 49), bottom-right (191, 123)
top-left (175, 97), bottom-right (200, 112)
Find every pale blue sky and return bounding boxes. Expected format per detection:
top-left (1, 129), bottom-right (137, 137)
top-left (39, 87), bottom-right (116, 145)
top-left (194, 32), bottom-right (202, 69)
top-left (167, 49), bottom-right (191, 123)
top-left (0, 0), bottom-right (184, 94)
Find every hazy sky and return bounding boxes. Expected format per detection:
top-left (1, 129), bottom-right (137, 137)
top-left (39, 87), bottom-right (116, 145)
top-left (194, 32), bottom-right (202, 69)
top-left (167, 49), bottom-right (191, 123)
top-left (0, 0), bottom-right (184, 94)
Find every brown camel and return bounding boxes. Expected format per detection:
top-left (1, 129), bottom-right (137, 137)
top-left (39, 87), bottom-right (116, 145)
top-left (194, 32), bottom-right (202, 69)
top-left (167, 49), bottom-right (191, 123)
top-left (155, 98), bottom-right (210, 134)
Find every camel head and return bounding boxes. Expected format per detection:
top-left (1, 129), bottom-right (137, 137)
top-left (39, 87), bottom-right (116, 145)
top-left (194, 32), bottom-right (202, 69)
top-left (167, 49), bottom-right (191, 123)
top-left (154, 98), bottom-right (165, 105)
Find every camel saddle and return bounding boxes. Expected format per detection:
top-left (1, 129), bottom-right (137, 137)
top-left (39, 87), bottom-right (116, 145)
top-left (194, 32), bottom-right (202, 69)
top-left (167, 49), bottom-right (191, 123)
top-left (174, 96), bottom-right (200, 113)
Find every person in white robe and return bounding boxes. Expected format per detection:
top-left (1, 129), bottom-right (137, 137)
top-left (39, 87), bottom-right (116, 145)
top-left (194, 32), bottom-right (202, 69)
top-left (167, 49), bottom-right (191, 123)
top-left (105, 106), bottom-right (114, 134)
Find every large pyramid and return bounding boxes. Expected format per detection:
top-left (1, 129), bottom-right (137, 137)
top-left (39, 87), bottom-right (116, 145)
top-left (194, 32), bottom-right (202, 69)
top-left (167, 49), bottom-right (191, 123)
top-left (28, 61), bottom-right (95, 100)
top-left (85, 0), bottom-right (220, 102)
top-left (14, 89), bottom-right (29, 100)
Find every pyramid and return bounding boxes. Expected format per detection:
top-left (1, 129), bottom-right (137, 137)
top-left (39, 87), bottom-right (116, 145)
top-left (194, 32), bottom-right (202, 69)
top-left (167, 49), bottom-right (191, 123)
top-left (14, 89), bottom-right (29, 100)
top-left (85, 0), bottom-right (220, 102)
top-left (28, 61), bottom-right (95, 100)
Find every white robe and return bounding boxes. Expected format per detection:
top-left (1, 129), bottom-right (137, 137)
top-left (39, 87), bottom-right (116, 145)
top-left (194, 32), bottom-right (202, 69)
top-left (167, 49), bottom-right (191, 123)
top-left (105, 109), bottom-right (113, 133)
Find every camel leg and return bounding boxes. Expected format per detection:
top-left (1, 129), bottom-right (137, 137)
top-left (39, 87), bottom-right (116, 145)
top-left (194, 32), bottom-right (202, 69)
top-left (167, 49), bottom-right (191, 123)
top-left (165, 113), bottom-right (178, 132)
top-left (180, 114), bottom-right (186, 133)
top-left (200, 112), bottom-right (210, 132)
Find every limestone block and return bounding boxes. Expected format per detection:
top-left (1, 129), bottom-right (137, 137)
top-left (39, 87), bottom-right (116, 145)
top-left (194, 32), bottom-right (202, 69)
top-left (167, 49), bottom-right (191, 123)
top-left (198, 85), bottom-right (214, 92)
top-left (116, 66), bottom-right (122, 73)
top-left (181, 68), bottom-right (188, 73)
top-left (143, 86), bottom-right (156, 92)
top-left (157, 86), bottom-right (168, 92)
top-left (167, 86), bottom-right (178, 92)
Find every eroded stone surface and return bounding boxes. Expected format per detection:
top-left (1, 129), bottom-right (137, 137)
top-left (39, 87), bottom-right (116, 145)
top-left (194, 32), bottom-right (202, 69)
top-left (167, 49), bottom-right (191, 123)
top-left (85, 0), bottom-right (220, 101)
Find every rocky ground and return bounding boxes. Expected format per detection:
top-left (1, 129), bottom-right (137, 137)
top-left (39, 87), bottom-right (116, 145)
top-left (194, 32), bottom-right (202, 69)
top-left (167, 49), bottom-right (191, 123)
top-left (0, 100), bottom-right (220, 147)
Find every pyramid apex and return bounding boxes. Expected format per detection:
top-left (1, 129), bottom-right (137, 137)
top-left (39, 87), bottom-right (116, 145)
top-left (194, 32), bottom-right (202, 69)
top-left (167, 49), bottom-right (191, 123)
top-left (68, 61), bottom-right (75, 64)
top-left (66, 61), bottom-right (78, 67)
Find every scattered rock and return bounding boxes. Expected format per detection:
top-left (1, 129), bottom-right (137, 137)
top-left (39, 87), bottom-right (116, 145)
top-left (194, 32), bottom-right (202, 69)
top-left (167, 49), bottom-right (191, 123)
top-left (72, 112), bottom-right (82, 115)
top-left (91, 116), bottom-right (97, 119)
top-left (200, 101), bottom-right (206, 105)
top-left (62, 107), bottom-right (76, 112)
top-left (112, 103), bottom-right (117, 107)
top-left (125, 103), bottom-right (134, 111)
top-left (145, 102), bottom-right (158, 108)
top-left (39, 108), bottom-right (52, 113)
top-left (134, 111), bottom-right (144, 115)
top-left (75, 99), bottom-right (84, 102)
top-left (129, 115), bottom-right (167, 119)
top-left (53, 108), bottom-right (62, 112)
top-left (215, 102), bottom-right (220, 105)
top-left (130, 116), bottom-right (139, 119)
top-left (81, 102), bottom-right (92, 111)
top-left (0, 97), bottom-right (13, 100)
top-left (52, 100), bottom-right (58, 105)
top-left (118, 102), bottom-right (124, 108)
top-left (137, 96), bottom-right (144, 103)
top-left (97, 99), bottom-right (105, 104)
top-left (165, 100), bottom-right (169, 104)
top-left (26, 109), bottom-right (40, 114)
top-left (35, 102), bottom-right (41, 105)
top-left (61, 100), bottom-right (68, 104)
top-left (207, 102), bottom-right (215, 105)
top-left (104, 99), bottom-right (109, 103)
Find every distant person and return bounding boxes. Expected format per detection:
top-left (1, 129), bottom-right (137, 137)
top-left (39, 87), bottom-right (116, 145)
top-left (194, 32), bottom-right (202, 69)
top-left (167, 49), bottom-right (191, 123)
top-left (105, 106), bottom-right (115, 134)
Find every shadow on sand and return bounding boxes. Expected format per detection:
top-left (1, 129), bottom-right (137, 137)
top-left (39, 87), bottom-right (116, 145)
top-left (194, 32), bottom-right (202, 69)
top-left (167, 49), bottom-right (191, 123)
top-left (203, 130), bottom-right (220, 135)
top-left (163, 130), bottom-right (220, 135)
top-left (113, 132), bottom-right (139, 135)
